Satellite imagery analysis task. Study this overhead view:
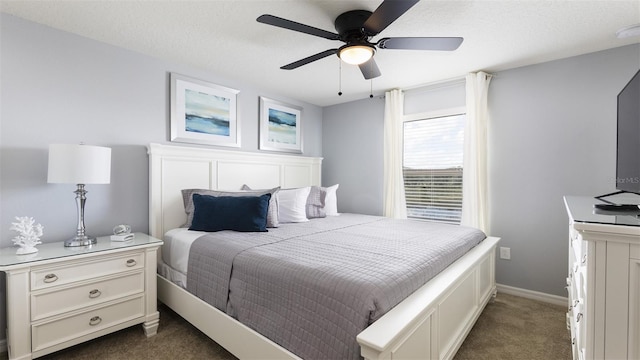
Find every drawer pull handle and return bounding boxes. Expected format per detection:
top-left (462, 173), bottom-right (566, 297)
top-left (126, 259), bottom-right (136, 267)
top-left (89, 289), bottom-right (102, 298)
top-left (89, 316), bottom-right (102, 326)
top-left (582, 255), bottom-right (587, 264)
top-left (576, 313), bottom-right (583, 322)
top-left (43, 274), bottom-right (58, 283)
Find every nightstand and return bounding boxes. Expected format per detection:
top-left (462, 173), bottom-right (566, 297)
top-left (0, 233), bottom-right (163, 360)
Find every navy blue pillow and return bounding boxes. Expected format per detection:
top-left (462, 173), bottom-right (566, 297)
top-left (189, 193), bottom-right (271, 232)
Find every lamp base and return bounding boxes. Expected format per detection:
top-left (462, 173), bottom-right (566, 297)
top-left (64, 235), bottom-right (97, 247)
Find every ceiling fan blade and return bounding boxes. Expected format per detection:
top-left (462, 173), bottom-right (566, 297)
top-left (257, 14), bottom-right (340, 41)
top-left (358, 58), bottom-right (382, 79)
top-left (363, 0), bottom-right (420, 36)
top-left (377, 37), bottom-right (463, 51)
top-left (281, 49), bottom-right (338, 70)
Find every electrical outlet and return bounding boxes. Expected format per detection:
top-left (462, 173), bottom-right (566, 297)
top-left (499, 247), bottom-right (511, 260)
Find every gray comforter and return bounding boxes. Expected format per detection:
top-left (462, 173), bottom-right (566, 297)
top-left (187, 213), bottom-right (485, 360)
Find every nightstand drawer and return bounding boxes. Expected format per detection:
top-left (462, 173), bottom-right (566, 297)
top-left (31, 271), bottom-right (144, 321)
top-left (31, 295), bottom-right (145, 352)
top-left (31, 252), bottom-right (144, 291)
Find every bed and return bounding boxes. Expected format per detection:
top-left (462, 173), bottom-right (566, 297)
top-left (148, 142), bottom-right (500, 360)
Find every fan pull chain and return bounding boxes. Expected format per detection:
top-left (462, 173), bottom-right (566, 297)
top-left (369, 79), bottom-right (373, 98)
top-left (338, 61), bottom-right (343, 96)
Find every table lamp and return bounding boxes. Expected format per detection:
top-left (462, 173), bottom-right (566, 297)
top-left (47, 144), bottom-right (111, 247)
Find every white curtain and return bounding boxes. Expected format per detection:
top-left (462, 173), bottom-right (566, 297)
top-left (461, 72), bottom-right (492, 233)
top-left (383, 89), bottom-right (407, 219)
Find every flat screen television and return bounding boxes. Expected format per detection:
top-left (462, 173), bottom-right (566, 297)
top-left (616, 69), bottom-right (640, 195)
top-left (595, 69), bottom-right (640, 210)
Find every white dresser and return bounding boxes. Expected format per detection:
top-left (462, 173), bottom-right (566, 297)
top-left (0, 233), bottom-right (163, 360)
top-left (564, 196), bottom-right (640, 360)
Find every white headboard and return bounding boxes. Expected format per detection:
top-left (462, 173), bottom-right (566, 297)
top-left (148, 143), bottom-right (323, 238)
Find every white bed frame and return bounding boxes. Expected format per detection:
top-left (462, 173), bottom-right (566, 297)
top-left (148, 142), bottom-right (500, 360)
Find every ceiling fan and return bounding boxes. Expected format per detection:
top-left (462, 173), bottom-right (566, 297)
top-left (257, 0), bottom-right (463, 80)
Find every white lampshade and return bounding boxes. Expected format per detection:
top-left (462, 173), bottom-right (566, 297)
top-left (48, 144), bottom-right (111, 184)
top-left (339, 45), bottom-right (374, 65)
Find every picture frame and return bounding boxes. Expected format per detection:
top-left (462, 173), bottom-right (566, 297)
top-left (259, 96), bottom-right (303, 154)
top-left (170, 73), bottom-right (240, 147)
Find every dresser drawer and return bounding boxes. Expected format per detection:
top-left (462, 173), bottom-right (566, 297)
top-left (31, 271), bottom-right (144, 321)
top-left (31, 251), bottom-right (144, 291)
top-left (31, 295), bottom-right (145, 352)
top-left (569, 301), bottom-right (585, 357)
top-left (568, 314), bottom-right (579, 360)
top-left (574, 266), bottom-right (586, 298)
top-left (570, 227), bottom-right (587, 267)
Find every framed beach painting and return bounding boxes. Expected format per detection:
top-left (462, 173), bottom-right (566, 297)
top-left (259, 96), bottom-right (303, 153)
top-left (170, 73), bottom-right (240, 147)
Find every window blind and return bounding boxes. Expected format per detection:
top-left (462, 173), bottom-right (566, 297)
top-left (403, 114), bottom-right (465, 224)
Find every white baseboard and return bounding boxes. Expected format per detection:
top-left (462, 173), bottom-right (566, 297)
top-left (496, 283), bottom-right (568, 307)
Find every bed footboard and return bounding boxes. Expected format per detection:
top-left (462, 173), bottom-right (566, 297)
top-left (357, 236), bottom-right (500, 360)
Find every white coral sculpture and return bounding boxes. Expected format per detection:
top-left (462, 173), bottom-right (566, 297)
top-left (10, 216), bottom-right (44, 255)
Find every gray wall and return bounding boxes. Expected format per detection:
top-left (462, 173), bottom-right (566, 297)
top-left (323, 44), bottom-right (640, 297)
top-left (322, 96), bottom-right (385, 215)
top-left (0, 14), bottom-right (323, 340)
top-left (488, 44), bottom-right (640, 296)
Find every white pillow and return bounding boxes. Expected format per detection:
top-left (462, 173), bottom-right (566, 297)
top-left (324, 184), bottom-right (339, 216)
top-left (277, 187), bottom-right (311, 223)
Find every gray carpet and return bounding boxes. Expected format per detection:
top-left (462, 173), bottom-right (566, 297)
top-left (454, 293), bottom-right (572, 360)
top-left (2, 293), bottom-right (571, 360)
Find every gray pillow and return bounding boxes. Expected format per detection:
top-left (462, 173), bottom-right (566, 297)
top-left (306, 186), bottom-right (327, 219)
top-left (182, 187), bottom-right (280, 228)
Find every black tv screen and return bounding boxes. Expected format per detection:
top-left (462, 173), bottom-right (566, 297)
top-left (616, 69), bottom-right (640, 195)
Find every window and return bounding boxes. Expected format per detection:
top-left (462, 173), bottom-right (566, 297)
top-left (403, 112), bottom-right (465, 224)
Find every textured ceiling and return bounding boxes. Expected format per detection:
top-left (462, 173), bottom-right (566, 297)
top-left (2, 0), bottom-right (640, 107)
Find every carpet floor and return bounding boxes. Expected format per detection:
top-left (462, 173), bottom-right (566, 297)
top-left (2, 292), bottom-right (571, 360)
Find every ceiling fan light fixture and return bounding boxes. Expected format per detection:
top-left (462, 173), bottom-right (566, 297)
top-left (339, 45), bottom-right (375, 65)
